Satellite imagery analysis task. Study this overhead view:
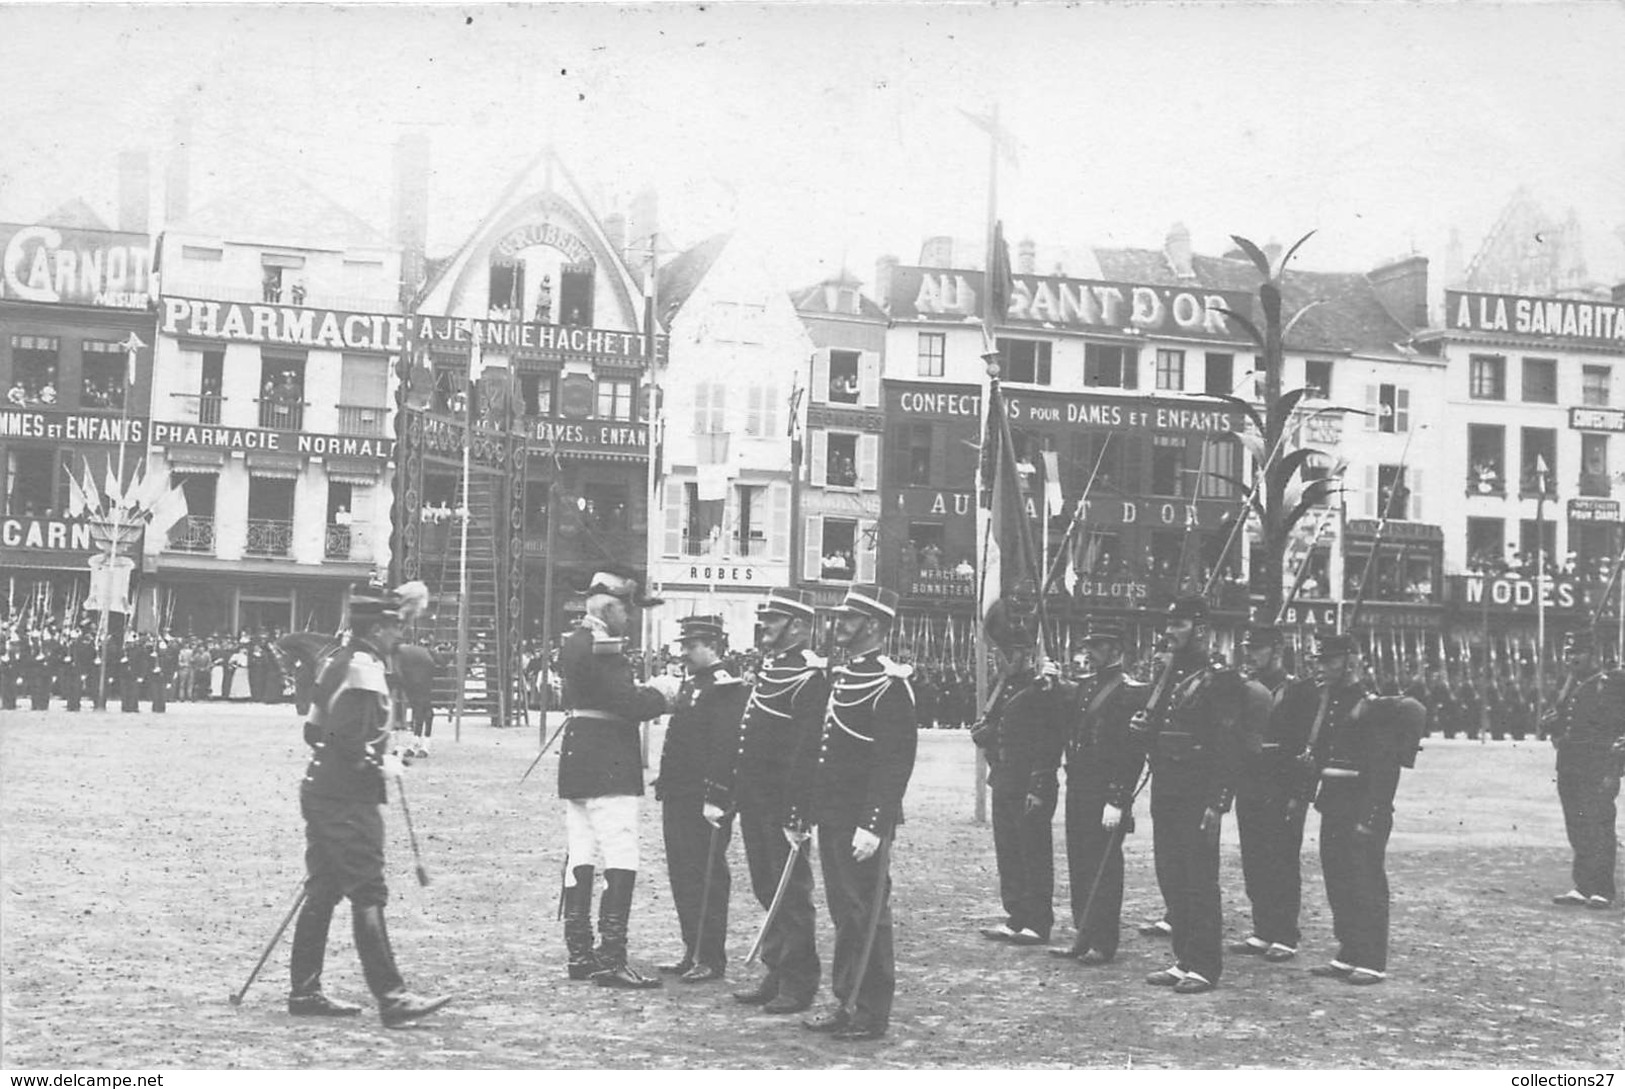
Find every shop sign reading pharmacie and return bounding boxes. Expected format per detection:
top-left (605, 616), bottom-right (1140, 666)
top-left (149, 421), bottom-right (394, 460)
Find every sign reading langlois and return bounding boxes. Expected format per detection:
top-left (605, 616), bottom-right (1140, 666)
top-left (150, 421), bottom-right (394, 460)
top-left (1446, 290), bottom-right (1625, 345)
top-left (887, 266), bottom-right (1254, 341)
top-left (1, 224), bottom-right (152, 309)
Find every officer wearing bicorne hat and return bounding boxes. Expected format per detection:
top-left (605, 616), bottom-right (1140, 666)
top-left (789, 584), bottom-right (917, 1041)
top-left (1132, 595), bottom-right (1248, 995)
top-left (1547, 629), bottom-right (1625, 910)
top-left (707, 587), bottom-right (829, 1015)
top-left (655, 614), bottom-right (750, 984)
top-left (556, 565), bottom-right (680, 989)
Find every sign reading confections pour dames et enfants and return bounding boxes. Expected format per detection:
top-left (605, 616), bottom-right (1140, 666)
top-left (149, 421), bottom-right (394, 460)
top-left (1446, 290), bottom-right (1625, 346)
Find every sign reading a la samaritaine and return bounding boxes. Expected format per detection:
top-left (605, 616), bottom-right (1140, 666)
top-left (1446, 290), bottom-right (1625, 346)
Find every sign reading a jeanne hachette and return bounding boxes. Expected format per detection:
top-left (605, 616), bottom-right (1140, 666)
top-left (1447, 289), bottom-right (1625, 345)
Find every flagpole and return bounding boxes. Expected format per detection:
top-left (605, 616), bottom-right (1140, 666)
top-left (96, 333), bottom-right (143, 708)
top-left (1534, 456), bottom-right (1548, 737)
top-left (971, 101), bottom-right (1002, 826)
top-left (451, 329), bottom-right (479, 740)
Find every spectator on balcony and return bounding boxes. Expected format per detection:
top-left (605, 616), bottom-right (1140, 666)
top-left (263, 271), bottom-right (281, 303)
top-left (290, 278), bottom-right (307, 306)
top-left (38, 384), bottom-right (55, 405)
top-left (954, 556), bottom-right (975, 578)
top-left (921, 543), bottom-right (943, 571)
top-left (7, 382), bottom-right (25, 406)
top-left (830, 370), bottom-right (859, 402)
top-left (828, 454), bottom-right (857, 488)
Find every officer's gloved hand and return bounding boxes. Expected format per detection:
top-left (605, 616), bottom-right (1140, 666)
top-left (783, 824), bottom-right (811, 848)
top-left (1101, 803), bottom-right (1123, 831)
top-left (647, 673), bottom-right (682, 708)
top-left (851, 827), bottom-right (881, 862)
top-left (1199, 806), bottom-right (1221, 835)
top-left (702, 802), bottom-right (726, 827)
top-left (380, 753), bottom-right (406, 781)
top-left (1024, 792), bottom-right (1045, 815)
top-left (1128, 710), bottom-right (1152, 737)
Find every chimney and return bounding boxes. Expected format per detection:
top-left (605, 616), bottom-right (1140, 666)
top-left (920, 235), bottom-right (954, 269)
top-left (604, 211), bottom-right (627, 262)
top-left (164, 114), bottom-right (192, 226)
top-left (117, 151), bottom-right (150, 235)
top-left (873, 255), bottom-right (898, 311)
top-left (1368, 255), bottom-right (1430, 331)
top-left (391, 130), bottom-right (431, 308)
top-left (1612, 281), bottom-right (1625, 304)
top-left (1017, 237), bottom-right (1036, 275)
top-left (1165, 222), bottom-right (1195, 279)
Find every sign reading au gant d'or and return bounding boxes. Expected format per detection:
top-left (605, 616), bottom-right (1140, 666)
top-left (1446, 290), bottom-right (1625, 345)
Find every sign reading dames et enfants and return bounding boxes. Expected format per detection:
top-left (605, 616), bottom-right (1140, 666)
top-left (1446, 289), bottom-right (1625, 346)
top-left (1, 406), bottom-right (145, 444)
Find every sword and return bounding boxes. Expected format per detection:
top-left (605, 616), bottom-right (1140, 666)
top-left (520, 714), bottom-right (571, 784)
top-left (841, 834), bottom-right (892, 1023)
top-left (746, 833), bottom-right (805, 965)
top-left (691, 818), bottom-right (726, 967)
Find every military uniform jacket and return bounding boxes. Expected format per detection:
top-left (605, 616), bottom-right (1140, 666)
top-left (302, 642), bottom-right (393, 805)
top-left (557, 620), bottom-right (668, 800)
top-left (788, 650), bottom-right (918, 836)
top-left (706, 646), bottom-right (829, 820)
top-left (1550, 668), bottom-right (1625, 774)
top-left (979, 668), bottom-right (1064, 793)
top-left (1238, 669), bottom-right (1316, 799)
top-left (1313, 687), bottom-right (1414, 827)
top-left (1032, 664), bottom-right (1148, 811)
top-left (1150, 650), bottom-right (1248, 812)
top-left (654, 661), bottom-right (749, 801)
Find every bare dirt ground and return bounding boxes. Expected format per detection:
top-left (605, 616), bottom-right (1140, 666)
top-left (2, 704), bottom-right (1621, 1069)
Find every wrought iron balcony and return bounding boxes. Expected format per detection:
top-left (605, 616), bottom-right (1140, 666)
top-left (167, 515), bottom-right (216, 554)
top-left (337, 404), bottom-right (388, 436)
top-left (324, 522), bottom-right (371, 561)
top-left (257, 398), bottom-right (305, 431)
top-left (170, 392), bottom-right (224, 426)
top-left (245, 518), bottom-right (294, 558)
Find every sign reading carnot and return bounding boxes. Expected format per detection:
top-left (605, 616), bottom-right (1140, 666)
top-left (1, 224), bottom-right (152, 308)
top-left (1, 517), bottom-right (95, 552)
top-left (1446, 290), bottom-right (1625, 346)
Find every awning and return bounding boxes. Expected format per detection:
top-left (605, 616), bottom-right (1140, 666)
top-left (327, 457), bottom-right (383, 486)
top-left (167, 448), bottom-right (224, 474)
top-left (246, 452), bottom-right (303, 480)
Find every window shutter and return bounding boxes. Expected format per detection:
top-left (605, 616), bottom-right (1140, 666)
top-left (340, 355), bottom-right (388, 405)
top-left (1409, 468), bottom-right (1423, 521)
top-left (721, 484), bottom-right (738, 556)
top-left (711, 383), bottom-right (728, 434)
top-left (858, 433), bottom-right (879, 491)
top-left (810, 350), bottom-right (830, 405)
top-left (1363, 465), bottom-right (1377, 518)
top-left (761, 384), bottom-right (778, 438)
top-left (693, 382), bottom-right (708, 436)
top-left (804, 514), bottom-right (824, 580)
top-left (1122, 348), bottom-right (1139, 390)
top-left (810, 430), bottom-right (828, 487)
top-left (769, 483), bottom-right (790, 560)
top-left (746, 386), bottom-right (762, 436)
top-left (663, 481), bottom-right (684, 556)
top-left (857, 519), bottom-right (877, 582)
top-left (1365, 385), bottom-right (1379, 431)
top-left (1396, 388), bottom-right (1410, 433)
top-left (858, 351), bottom-right (881, 407)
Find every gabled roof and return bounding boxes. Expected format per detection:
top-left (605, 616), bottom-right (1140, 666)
top-left (1094, 247), bottom-right (1416, 355)
top-left (656, 233), bottom-right (730, 329)
top-left (788, 278), bottom-right (888, 322)
top-left (40, 199), bottom-right (112, 232)
top-left (172, 173), bottom-right (390, 250)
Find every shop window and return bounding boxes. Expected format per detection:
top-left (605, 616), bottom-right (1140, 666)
top-left (1149, 529), bottom-right (1185, 585)
top-left (1466, 517), bottom-right (1505, 572)
top-left (524, 482), bottom-right (550, 538)
top-left (1467, 424), bottom-right (1505, 495)
top-left (4, 449), bottom-right (54, 516)
top-left (828, 350), bottom-right (861, 404)
top-left (997, 337), bottom-right (1051, 385)
top-left (820, 518), bottom-right (857, 581)
top-left (1520, 427), bottom-right (1557, 496)
top-left (1085, 343), bottom-right (1138, 389)
top-left (1518, 519), bottom-right (1557, 572)
top-left (1305, 359), bottom-right (1333, 399)
top-left (1580, 434), bottom-right (1610, 496)
top-left (1470, 354), bottom-right (1506, 400)
top-left (8, 335), bottom-right (59, 405)
top-left (734, 484), bottom-right (766, 556)
top-left (582, 483), bottom-right (629, 534)
top-left (1582, 365), bottom-right (1611, 407)
top-left (825, 433), bottom-right (858, 488)
top-left (684, 482), bottom-right (723, 556)
top-left (80, 339), bottom-right (126, 411)
top-left (917, 332), bottom-right (945, 378)
top-left (907, 424), bottom-right (934, 486)
top-left (596, 378), bottom-right (635, 421)
top-left (520, 374), bottom-right (555, 418)
top-left (907, 522), bottom-right (946, 572)
top-left (1204, 352), bottom-right (1234, 395)
top-left (1521, 358), bottom-right (1558, 404)
top-left (1151, 436), bottom-right (1186, 497)
top-left (1155, 348), bottom-right (1185, 391)
top-left (1366, 383), bottom-right (1410, 433)
top-left (259, 353), bottom-right (306, 430)
top-left (1570, 523), bottom-right (1612, 578)
top-left (1077, 530), bottom-right (1120, 577)
top-left (489, 262), bottom-right (523, 318)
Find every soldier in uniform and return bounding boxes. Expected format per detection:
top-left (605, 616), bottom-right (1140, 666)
top-left (289, 581), bottom-right (450, 1026)
top-left (971, 596), bottom-right (1059, 946)
top-left (152, 634), bottom-right (177, 712)
top-left (1132, 596), bottom-right (1247, 994)
top-left (1037, 619), bottom-right (1149, 964)
top-left (27, 628), bottom-right (53, 710)
top-left (556, 566), bottom-right (679, 989)
top-left (118, 632), bottom-right (143, 712)
top-left (0, 630), bottom-right (20, 710)
top-left (1546, 630), bottom-right (1625, 910)
top-left (790, 584), bottom-right (917, 1041)
top-left (1303, 633), bottom-right (1418, 985)
top-left (654, 614), bottom-right (749, 983)
top-left (707, 588), bottom-right (828, 1015)
top-left (1230, 623), bottom-right (1316, 963)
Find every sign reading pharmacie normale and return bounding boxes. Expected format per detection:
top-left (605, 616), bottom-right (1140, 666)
top-left (1445, 289), bottom-right (1625, 346)
top-left (149, 420), bottom-right (394, 461)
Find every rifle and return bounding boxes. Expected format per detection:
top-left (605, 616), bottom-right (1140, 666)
top-left (1286, 684), bottom-right (1335, 816)
top-left (1343, 426), bottom-right (1421, 634)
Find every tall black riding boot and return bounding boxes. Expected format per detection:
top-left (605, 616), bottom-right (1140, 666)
top-left (352, 903), bottom-right (452, 1027)
top-left (287, 896), bottom-right (361, 1016)
top-left (564, 865), bottom-right (602, 980)
top-left (593, 869), bottom-right (661, 989)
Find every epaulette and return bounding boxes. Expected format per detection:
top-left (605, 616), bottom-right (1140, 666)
top-left (592, 636), bottom-right (626, 656)
top-left (803, 652), bottom-right (828, 669)
top-left (1121, 675), bottom-right (1148, 689)
top-left (338, 651), bottom-right (390, 699)
top-left (879, 655), bottom-right (914, 680)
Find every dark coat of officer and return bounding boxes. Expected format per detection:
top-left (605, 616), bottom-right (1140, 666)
top-left (0, 636), bottom-right (21, 710)
top-left (1547, 634), bottom-right (1625, 906)
top-left (705, 599), bottom-right (828, 1008)
top-left (655, 634), bottom-right (750, 977)
top-left (1033, 628), bottom-right (1149, 961)
top-left (27, 632), bottom-right (54, 710)
top-left (557, 623), bottom-right (667, 799)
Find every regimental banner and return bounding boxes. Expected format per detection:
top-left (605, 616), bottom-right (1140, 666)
top-left (1568, 498), bottom-right (1622, 524)
top-left (159, 297), bottom-right (408, 353)
top-left (1569, 406), bottom-right (1625, 433)
top-left (149, 420), bottom-right (394, 460)
top-left (886, 266), bottom-right (1254, 341)
top-left (411, 315), bottom-right (664, 365)
top-left (1446, 290), bottom-right (1625, 346)
top-left (0, 406), bottom-right (145, 444)
top-left (1, 224), bottom-right (152, 309)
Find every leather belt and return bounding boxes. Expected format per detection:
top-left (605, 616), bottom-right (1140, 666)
top-left (568, 709), bottom-right (632, 724)
top-left (1320, 767), bottom-right (1361, 779)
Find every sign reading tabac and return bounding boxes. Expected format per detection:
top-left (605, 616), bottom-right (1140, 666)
top-left (160, 297), bottom-right (408, 353)
top-left (887, 266), bottom-right (1254, 341)
top-left (1, 224), bottom-right (152, 309)
top-left (1446, 290), bottom-right (1625, 346)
